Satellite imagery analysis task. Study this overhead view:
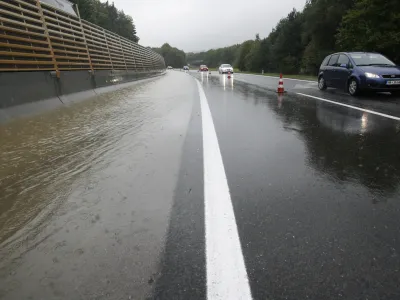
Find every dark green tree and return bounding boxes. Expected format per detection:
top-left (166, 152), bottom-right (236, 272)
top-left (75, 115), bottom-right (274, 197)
top-left (152, 43), bottom-right (186, 68)
top-left (336, 0), bottom-right (400, 63)
top-left (301, 0), bottom-right (355, 73)
top-left (186, 45), bottom-right (240, 68)
top-left (268, 9), bottom-right (304, 73)
top-left (71, 0), bottom-right (139, 42)
top-left (244, 34), bottom-right (263, 72)
top-left (236, 40), bottom-right (254, 71)
top-left (184, 0), bottom-right (399, 75)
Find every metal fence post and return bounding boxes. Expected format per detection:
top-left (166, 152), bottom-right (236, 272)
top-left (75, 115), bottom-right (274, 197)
top-left (118, 36), bottom-right (128, 71)
top-left (130, 44), bottom-right (137, 71)
top-left (75, 4), bottom-right (94, 73)
top-left (103, 29), bottom-right (113, 70)
top-left (35, 0), bottom-right (59, 77)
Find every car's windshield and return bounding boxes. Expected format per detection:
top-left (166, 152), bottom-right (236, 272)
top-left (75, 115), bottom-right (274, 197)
top-left (350, 53), bottom-right (395, 66)
top-left (221, 64), bottom-right (232, 67)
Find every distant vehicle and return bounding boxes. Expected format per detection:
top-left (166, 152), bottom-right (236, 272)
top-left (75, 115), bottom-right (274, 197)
top-left (183, 66), bottom-right (189, 71)
top-left (219, 64), bottom-right (234, 74)
top-left (318, 52), bottom-right (400, 96)
top-left (167, 66), bottom-right (173, 70)
top-left (199, 65), bottom-right (209, 72)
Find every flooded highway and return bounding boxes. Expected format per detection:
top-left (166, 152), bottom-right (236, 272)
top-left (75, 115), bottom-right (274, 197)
top-left (1, 71), bottom-right (400, 300)
top-left (1, 84), bottom-right (149, 245)
top-left (0, 73), bottom-right (195, 299)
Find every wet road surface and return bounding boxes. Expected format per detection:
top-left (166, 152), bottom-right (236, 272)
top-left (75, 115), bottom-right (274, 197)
top-left (1, 70), bottom-right (400, 299)
top-left (0, 74), bottom-right (195, 299)
top-left (230, 71), bottom-right (400, 118)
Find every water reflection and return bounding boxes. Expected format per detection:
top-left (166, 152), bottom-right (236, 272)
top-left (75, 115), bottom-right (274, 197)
top-left (316, 103), bottom-right (373, 134)
top-left (231, 81), bottom-right (400, 197)
top-left (0, 83), bottom-right (153, 247)
top-left (218, 74), bottom-right (235, 91)
top-left (269, 93), bottom-right (400, 196)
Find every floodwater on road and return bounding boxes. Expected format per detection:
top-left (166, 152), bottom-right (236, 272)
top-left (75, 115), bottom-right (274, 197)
top-left (2, 70), bottom-right (400, 300)
top-left (0, 73), bottom-right (194, 299)
top-left (0, 83), bottom-right (151, 246)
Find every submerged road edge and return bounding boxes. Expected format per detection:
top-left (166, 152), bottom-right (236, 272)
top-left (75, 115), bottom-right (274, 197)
top-left (0, 73), bottom-right (165, 124)
top-left (196, 79), bottom-right (253, 300)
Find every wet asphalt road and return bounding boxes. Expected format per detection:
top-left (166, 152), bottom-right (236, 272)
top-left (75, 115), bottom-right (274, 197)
top-left (1, 70), bottom-right (400, 300)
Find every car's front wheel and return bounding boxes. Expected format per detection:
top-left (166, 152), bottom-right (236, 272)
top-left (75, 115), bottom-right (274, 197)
top-left (318, 76), bottom-right (327, 90)
top-left (348, 78), bottom-right (360, 96)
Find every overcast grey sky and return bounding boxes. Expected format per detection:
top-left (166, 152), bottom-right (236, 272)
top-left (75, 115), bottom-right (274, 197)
top-left (110, 0), bottom-right (306, 52)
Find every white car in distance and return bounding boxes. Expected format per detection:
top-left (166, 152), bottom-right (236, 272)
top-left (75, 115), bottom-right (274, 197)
top-left (219, 64), bottom-right (234, 74)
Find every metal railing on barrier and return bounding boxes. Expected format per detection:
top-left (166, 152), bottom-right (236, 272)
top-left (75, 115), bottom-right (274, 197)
top-left (0, 0), bottom-right (165, 74)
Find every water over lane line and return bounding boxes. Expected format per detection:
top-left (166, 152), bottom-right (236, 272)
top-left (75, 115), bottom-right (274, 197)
top-left (297, 92), bottom-right (400, 121)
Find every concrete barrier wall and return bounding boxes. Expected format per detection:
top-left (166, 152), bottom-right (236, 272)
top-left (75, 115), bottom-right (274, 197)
top-left (0, 70), bottom-right (164, 123)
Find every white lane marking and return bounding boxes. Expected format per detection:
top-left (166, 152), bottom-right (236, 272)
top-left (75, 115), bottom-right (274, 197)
top-left (297, 92), bottom-right (400, 121)
top-left (196, 79), bottom-right (253, 300)
top-left (237, 73), bottom-right (317, 83)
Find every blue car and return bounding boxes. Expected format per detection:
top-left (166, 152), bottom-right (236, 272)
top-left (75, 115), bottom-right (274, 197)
top-left (318, 52), bottom-right (400, 96)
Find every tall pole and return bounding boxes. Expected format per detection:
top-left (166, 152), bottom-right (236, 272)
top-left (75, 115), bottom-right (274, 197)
top-left (75, 3), bottom-right (94, 73)
top-left (36, 0), bottom-right (59, 77)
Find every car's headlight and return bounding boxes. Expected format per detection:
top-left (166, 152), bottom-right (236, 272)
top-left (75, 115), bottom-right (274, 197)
top-left (365, 72), bottom-right (380, 79)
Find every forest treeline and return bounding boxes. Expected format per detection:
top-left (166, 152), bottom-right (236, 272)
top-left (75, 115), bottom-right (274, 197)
top-left (72, 1), bottom-right (187, 67)
top-left (187, 0), bottom-right (400, 75)
top-left (151, 43), bottom-right (187, 68)
top-left (71, 0), bottom-right (139, 42)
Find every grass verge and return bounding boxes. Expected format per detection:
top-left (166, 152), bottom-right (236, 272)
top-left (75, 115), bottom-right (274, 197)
top-left (239, 71), bottom-right (317, 81)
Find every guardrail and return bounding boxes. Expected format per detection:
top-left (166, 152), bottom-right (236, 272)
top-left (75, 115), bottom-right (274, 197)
top-left (0, 0), bottom-right (165, 74)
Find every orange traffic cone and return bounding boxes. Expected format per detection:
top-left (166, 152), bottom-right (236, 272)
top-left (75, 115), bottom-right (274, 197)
top-left (277, 74), bottom-right (285, 93)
